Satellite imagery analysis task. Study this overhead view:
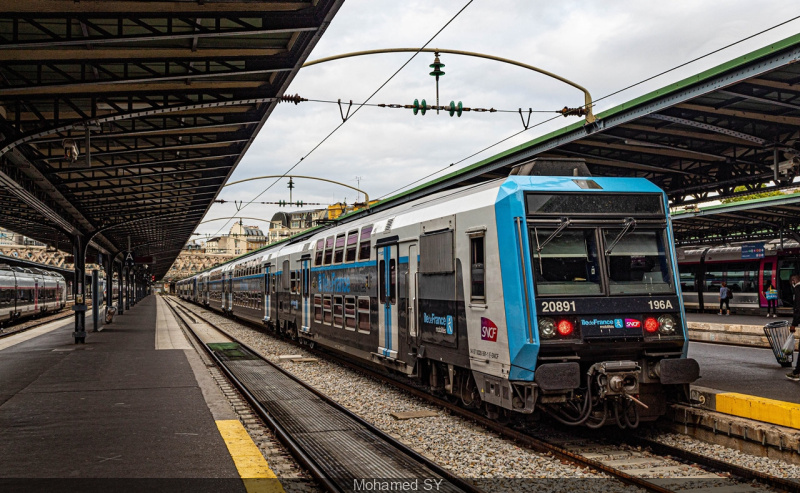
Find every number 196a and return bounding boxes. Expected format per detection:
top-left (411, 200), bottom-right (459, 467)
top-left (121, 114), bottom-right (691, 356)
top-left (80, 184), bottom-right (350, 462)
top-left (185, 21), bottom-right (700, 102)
top-left (648, 299), bottom-right (673, 310)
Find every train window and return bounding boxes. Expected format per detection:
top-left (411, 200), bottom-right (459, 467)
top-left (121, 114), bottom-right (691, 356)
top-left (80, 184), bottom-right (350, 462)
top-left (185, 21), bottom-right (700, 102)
top-left (345, 231), bottom-right (358, 262)
top-left (315, 239), bottom-right (324, 266)
top-left (333, 295), bottom-right (343, 327)
top-left (282, 260), bottom-right (290, 290)
top-left (290, 270), bottom-right (297, 294)
top-left (532, 228), bottom-right (602, 296)
top-left (603, 229), bottom-right (674, 295)
top-left (345, 296), bottom-right (356, 330)
top-left (379, 260), bottom-right (385, 303)
top-left (679, 264), bottom-right (698, 292)
top-left (334, 234), bottom-right (346, 264)
top-left (357, 297), bottom-right (370, 333)
top-left (314, 295), bottom-right (323, 322)
top-left (359, 225), bottom-right (373, 260)
top-left (470, 235), bottom-right (485, 301)
top-left (303, 269), bottom-right (309, 298)
top-left (323, 295), bottom-right (332, 324)
top-left (704, 263), bottom-right (724, 292)
top-left (324, 236), bottom-right (334, 265)
top-left (379, 259), bottom-right (397, 304)
top-left (389, 259), bottom-right (396, 304)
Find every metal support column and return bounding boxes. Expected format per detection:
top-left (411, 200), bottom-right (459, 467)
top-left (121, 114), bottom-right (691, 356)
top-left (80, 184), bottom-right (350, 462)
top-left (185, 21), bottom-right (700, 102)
top-left (125, 268), bottom-right (131, 310)
top-left (118, 265), bottom-right (125, 315)
top-left (91, 270), bottom-right (99, 332)
top-left (105, 255), bottom-right (113, 310)
top-left (72, 235), bottom-right (87, 344)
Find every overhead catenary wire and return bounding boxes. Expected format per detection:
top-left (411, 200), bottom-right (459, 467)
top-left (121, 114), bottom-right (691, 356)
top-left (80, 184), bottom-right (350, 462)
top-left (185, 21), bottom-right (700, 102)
top-left (207, 0), bottom-right (476, 239)
top-left (380, 14), bottom-right (800, 200)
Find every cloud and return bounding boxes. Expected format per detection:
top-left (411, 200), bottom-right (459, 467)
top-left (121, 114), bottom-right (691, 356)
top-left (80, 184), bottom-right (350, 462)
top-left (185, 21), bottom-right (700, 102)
top-left (196, 0), bottom-right (800, 238)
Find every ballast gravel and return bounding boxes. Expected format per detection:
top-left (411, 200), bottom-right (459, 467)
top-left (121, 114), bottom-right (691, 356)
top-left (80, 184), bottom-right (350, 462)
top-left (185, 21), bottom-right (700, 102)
top-left (196, 309), bottom-right (632, 492)
top-left (193, 305), bottom-right (800, 490)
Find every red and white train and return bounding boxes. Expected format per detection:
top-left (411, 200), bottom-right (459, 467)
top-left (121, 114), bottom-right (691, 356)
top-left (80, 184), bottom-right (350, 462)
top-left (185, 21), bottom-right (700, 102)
top-left (0, 263), bottom-right (67, 325)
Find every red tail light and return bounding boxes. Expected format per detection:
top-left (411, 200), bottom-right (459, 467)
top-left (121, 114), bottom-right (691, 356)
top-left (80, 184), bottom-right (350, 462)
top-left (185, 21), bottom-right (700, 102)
top-left (556, 319), bottom-right (574, 336)
top-left (644, 317), bottom-right (659, 333)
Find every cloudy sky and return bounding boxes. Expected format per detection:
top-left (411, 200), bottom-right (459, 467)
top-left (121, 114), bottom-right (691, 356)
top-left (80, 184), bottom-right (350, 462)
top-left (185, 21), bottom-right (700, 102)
top-left (196, 0), bottom-right (800, 240)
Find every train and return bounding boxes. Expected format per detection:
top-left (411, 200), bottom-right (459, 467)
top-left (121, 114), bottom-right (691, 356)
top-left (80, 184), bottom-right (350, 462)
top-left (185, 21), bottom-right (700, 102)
top-left (0, 263), bottom-right (67, 325)
top-left (677, 240), bottom-right (800, 313)
top-left (178, 166), bottom-right (699, 428)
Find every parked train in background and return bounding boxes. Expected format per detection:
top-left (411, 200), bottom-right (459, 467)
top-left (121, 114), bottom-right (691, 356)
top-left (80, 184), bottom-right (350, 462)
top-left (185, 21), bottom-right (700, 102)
top-left (677, 240), bottom-right (800, 313)
top-left (178, 164), bottom-right (700, 428)
top-left (0, 263), bottom-right (67, 325)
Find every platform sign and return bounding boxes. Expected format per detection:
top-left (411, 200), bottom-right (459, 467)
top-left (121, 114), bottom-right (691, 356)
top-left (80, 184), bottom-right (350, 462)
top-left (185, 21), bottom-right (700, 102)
top-left (741, 243), bottom-right (765, 259)
top-left (124, 251), bottom-right (135, 267)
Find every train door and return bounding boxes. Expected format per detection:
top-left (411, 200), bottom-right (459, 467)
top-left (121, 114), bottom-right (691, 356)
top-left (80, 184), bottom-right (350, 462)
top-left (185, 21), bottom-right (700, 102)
top-left (378, 243), bottom-right (399, 359)
top-left (301, 258), bottom-right (311, 334)
top-left (407, 243), bottom-right (418, 343)
top-left (263, 264), bottom-right (271, 323)
top-left (778, 258), bottom-right (800, 308)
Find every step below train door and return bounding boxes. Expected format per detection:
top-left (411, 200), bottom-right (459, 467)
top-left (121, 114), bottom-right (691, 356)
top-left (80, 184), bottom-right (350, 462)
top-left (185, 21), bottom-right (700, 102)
top-left (377, 240), bottom-right (399, 359)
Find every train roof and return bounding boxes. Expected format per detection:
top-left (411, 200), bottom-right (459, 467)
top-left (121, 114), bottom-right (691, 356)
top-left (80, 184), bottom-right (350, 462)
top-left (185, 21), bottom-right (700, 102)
top-left (184, 175), bottom-right (667, 281)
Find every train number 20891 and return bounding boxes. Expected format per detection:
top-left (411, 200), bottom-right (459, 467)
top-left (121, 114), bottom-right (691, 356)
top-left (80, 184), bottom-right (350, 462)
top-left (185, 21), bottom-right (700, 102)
top-left (540, 301), bottom-right (576, 313)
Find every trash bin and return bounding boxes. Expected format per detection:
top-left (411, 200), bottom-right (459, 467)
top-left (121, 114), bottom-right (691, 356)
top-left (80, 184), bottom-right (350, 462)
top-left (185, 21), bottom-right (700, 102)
top-left (105, 305), bottom-right (117, 324)
top-left (764, 320), bottom-right (794, 367)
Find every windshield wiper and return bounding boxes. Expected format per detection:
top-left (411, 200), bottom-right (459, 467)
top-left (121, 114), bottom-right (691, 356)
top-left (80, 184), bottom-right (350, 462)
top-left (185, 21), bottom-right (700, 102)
top-left (605, 217), bottom-right (636, 256)
top-left (536, 217), bottom-right (571, 253)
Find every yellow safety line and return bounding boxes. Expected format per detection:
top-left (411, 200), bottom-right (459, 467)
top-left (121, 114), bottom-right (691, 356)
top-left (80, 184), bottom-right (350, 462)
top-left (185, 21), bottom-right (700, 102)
top-left (716, 392), bottom-right (800, 429)
top-left (216, 420), bottom-right (285, 493)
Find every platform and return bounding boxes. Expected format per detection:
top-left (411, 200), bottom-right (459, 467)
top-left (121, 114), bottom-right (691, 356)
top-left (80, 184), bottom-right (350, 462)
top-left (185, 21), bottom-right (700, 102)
top-left (686, 311), bottom-right (794, 347)
top-left (0, 295), bottom-right (273, 491)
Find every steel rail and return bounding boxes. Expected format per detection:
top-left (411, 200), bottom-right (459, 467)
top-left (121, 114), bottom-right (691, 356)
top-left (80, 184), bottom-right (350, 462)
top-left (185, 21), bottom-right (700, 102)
top-left (167, 297), bottom-right (483, 493)
top-left (163, 299), bottom-right (340, 493)
top-left (176, 296), bottom-right (800, 493)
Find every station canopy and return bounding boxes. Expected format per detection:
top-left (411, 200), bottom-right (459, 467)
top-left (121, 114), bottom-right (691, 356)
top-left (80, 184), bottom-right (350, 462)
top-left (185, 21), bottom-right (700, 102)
top-left (0, 0), bottom-right (343, 278)
top-left (358, 33), bottom-right (800, 246)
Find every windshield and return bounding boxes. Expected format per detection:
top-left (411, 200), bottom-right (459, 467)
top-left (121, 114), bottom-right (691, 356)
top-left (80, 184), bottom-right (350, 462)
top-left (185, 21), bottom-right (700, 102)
top-left (603, 229), bottom-right (674, 295)
top-left (532, 228), bottom-right (602, 295)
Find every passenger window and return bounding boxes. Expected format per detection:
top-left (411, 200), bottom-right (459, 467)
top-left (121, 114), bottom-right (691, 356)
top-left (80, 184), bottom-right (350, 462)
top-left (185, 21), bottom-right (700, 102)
top-left (334, 234), bottom-right (346, 264)
top-left (324, 237), bottom-right (334, 265)
top-left (470, 235), bottom-right (485, 301)
top-left (345, 296), bottom-right (356, 330)
top-left (357, 297), bottom-right (370, 334)
top-left (379, 260), bottom-right (386, 304)
top-left (323, 295), bottom-right (332, 324)
top-left (314, 295), bottom-right (322, 322)
top-left (359, 225), bottom-right (373, 261)
top-left (315, 239), bottom-right (324, 266)
top-left (345, 231), bottom-right (358, 262)
top-left (333, 296), bottom-right (343, 327)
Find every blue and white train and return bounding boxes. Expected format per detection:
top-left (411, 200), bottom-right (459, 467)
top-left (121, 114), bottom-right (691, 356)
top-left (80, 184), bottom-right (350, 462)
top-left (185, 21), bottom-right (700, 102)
top-left (179, 165), bottom-right (699, 427)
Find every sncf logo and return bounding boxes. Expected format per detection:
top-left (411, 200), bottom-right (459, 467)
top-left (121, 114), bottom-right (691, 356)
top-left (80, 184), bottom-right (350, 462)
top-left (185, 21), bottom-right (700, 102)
top-left (625, 318), bottom-right (641, 328)
top-left (481, 317), bottom-right (498, 342)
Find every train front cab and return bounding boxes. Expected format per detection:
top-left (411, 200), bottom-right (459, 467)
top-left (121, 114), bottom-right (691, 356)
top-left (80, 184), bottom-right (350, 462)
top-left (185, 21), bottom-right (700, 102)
top-left (498, 176), bottom-right (699, 426)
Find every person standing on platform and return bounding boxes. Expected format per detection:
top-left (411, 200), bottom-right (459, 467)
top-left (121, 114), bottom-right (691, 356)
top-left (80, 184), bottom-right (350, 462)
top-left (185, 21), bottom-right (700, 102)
top-left (765, 282), bottom-right (778, 318)
top-left (785, 275), bottom-right (800, 381)
top-left (718, 281), bottom-right (731, 316)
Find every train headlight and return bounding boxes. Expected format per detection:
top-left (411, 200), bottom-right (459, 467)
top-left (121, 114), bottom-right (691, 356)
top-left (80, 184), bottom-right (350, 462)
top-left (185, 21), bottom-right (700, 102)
top-left (557, 319), bottom-right (574, 337)
top-left (644, 317), bottom-right (659, 333)
top-left (539, 318), bottom-right (556, 339)
top-left (658, 314), bottom-right (676, 335)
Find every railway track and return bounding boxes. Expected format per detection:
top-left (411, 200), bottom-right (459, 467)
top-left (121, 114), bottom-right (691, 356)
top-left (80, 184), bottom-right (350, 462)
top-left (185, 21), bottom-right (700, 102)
top-left (171, 297), bottom-right (800, 493)
top-left (164, 297), bottom-right (483, 493)
top-left (0, 303), bottom-right (79, 339)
